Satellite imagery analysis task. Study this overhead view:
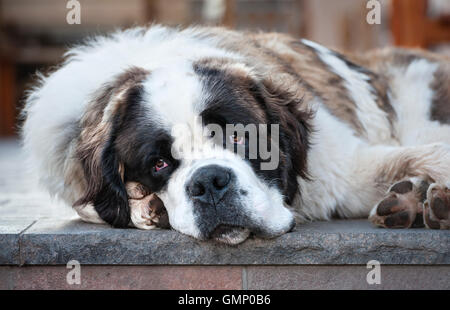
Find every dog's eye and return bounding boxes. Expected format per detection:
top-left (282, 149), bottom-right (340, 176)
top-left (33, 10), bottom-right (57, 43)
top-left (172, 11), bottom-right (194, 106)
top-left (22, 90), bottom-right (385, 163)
top-left (154, 159), bottom-right (168, 172)
top-left (229, 133), bottom-right (244, 145)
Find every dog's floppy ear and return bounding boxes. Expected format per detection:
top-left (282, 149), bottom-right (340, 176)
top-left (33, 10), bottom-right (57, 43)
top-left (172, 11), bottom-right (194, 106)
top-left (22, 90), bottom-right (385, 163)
top-left (78, 137), bottom-right (129, 227)
top-left (250, 78), bottom-right (313, 204)
top-left (74, 67), bottom-right (149, 227)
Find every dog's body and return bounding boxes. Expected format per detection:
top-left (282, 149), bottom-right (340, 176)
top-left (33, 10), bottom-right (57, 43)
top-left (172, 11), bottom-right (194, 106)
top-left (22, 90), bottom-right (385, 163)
top-left (22, 26), bottom-right (450, 244)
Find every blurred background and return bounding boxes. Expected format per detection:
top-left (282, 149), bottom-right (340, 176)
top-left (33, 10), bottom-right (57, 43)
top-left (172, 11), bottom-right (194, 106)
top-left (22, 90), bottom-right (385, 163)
top-left (1, 0), bottom-right (450, 137)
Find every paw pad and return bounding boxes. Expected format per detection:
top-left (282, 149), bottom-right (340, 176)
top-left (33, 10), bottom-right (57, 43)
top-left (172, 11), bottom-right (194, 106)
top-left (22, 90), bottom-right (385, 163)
top-left (389, 180), bottom-right (413, 194)
top-left (370, 180), bottom-right (422, 229)
top-left (424, 185), bottom-right (450, 229)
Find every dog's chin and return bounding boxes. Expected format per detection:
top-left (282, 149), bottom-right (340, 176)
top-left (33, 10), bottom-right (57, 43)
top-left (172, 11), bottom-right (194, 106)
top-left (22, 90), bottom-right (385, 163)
top-left (210, 225), bottom-right (251, 245)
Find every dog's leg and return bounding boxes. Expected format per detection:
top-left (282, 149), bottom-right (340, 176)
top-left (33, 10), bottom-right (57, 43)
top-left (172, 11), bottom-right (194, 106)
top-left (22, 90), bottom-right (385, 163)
top-left (366, 143), bottom-right (450, 229)
top-left (126, 182), bottom-right (170, 230)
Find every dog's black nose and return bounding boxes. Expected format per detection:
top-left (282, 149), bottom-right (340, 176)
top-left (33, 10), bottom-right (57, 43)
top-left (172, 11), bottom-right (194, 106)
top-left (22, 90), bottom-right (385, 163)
top-left (187, 165), bottom-right (232, 204)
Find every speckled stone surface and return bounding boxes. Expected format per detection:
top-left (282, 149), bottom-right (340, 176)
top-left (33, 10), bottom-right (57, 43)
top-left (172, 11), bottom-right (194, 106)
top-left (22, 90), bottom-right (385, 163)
top-left (0, 219), bottom-right (35, 264)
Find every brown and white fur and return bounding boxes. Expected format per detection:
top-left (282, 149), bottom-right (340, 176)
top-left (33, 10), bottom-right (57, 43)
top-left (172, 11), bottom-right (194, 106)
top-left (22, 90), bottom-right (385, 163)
top-left (21, 26), bottom-right (450, 244)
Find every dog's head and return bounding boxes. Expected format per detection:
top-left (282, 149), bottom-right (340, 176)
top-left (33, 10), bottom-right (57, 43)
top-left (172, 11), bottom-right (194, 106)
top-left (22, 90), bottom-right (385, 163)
top-left (76, 57), bottom-right (311, 244)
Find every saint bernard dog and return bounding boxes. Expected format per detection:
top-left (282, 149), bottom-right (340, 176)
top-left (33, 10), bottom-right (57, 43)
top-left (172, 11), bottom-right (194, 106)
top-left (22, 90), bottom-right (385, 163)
top-left (22, 26), bottom-right (450, 245)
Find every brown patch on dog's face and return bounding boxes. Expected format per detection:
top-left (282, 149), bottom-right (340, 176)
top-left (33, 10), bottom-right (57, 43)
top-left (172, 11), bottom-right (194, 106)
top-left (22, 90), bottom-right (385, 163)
top-left (75, 67), bottom-right (150, 227)
top-left (76, 67), bottom-right (149, 191)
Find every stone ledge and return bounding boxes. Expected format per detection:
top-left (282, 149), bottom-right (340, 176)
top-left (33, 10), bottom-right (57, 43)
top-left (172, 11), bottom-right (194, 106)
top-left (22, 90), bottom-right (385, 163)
top-left (1, 218), bottom-right (448, 265)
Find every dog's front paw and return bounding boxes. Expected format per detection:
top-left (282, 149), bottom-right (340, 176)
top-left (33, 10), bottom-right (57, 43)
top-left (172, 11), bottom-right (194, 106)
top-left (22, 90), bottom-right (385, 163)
top-left (369, 180), bottom-right (425, 228)
top-left (424, 183), bottom-right (450, 229)
top-left (127, 182), bottom-right (170, 230)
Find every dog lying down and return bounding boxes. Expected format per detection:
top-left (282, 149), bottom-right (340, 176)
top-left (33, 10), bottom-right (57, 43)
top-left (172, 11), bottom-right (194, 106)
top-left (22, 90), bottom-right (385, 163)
top-left (22, 26), bottom-right (450, 245)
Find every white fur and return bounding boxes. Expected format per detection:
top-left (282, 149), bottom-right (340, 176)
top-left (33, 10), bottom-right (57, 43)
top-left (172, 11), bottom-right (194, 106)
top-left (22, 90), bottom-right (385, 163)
top-left (388, 59), bottom-right (450, 145)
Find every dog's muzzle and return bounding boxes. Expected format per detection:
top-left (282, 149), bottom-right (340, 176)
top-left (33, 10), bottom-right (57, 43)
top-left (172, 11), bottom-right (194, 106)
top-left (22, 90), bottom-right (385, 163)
top-left (185, 164), bottom-right (296, 245)
top-left (185, 164), bottom-right (251, 244)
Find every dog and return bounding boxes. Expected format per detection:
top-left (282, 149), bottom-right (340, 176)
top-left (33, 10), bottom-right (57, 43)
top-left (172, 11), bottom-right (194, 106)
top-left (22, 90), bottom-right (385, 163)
top-left (21, 26), bottom-right (450, 245)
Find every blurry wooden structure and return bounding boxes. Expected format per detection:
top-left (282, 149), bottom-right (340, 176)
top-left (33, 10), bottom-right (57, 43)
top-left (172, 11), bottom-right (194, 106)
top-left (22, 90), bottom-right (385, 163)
top-left (0, 2), bottom-right (15, 136)
top-left (0, 0), bottom-right (150, 136)
top-left (391, 0), bottom-right (450, 47)
top-left (0, 57), bottom-right (15, 136)
top-left (0, 0), bottom-right (307, 136)
top-left (221, 0), bottom-right (305, 36)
